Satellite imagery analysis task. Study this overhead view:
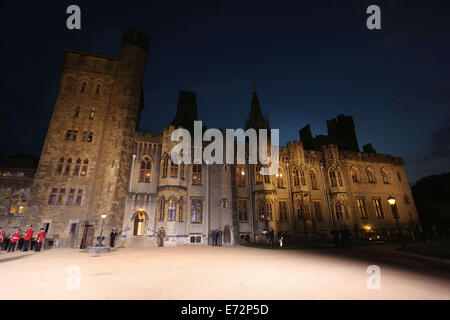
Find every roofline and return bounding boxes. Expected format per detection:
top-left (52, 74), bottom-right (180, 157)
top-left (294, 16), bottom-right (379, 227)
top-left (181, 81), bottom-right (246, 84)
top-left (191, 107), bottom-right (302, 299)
top-left (64, 48), bottom-right (121, 61)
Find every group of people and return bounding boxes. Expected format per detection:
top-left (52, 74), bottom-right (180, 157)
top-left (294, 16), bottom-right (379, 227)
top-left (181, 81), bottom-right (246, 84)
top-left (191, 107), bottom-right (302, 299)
top-left (331, 227), bottom-right (352, 248)
top-left (0, 225), bottom-right (46, 253)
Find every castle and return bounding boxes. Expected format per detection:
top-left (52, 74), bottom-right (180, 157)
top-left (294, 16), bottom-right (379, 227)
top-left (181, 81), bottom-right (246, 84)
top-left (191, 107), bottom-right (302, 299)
top-left (0, 30), bottom-right (421, 248)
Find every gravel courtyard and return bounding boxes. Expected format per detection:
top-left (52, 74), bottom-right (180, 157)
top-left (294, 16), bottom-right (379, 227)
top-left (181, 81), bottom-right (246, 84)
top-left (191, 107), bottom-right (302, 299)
top-left (1, 246), bottom-right (449, 300)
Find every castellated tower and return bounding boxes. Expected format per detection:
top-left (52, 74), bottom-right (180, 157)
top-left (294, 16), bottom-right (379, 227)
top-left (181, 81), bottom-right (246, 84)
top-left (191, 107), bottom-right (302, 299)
top-left (23, 30), bottom-right (149, 247)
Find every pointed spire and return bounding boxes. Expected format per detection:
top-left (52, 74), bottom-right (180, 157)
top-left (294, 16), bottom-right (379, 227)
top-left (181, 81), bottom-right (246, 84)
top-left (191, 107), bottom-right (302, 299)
top-left (171, 90), bottom-right (198, 134)
top-left (245, 82), bottom-right (269, 130)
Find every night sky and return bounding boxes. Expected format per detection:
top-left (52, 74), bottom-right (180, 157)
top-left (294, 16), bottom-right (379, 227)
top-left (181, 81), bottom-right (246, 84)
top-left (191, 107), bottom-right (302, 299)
top-left (1, 0), bottom-right (449, 184)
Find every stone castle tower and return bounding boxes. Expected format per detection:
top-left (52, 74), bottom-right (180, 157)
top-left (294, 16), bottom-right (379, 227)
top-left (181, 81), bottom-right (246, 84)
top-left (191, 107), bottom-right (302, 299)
top-left (23, 30), bottom-right (149, 247)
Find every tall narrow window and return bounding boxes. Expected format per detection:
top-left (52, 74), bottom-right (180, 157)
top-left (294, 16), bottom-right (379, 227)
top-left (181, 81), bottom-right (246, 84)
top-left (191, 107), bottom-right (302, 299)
top-left (75, 189), bottom-right (83, 205)
top-left (95, 84), bottom-right (101, 95)
top-left (158, 198), bottom-right (165, 221)
top-left (279, 201), bottom-right (288, 221)
top-left (373, 198), bottom-right (384, 218)
top-left (337, 170), bottom-right (343, 186)
top-left (65, 130), bottom-right (72, 141)
top-left (300, 168), bottom-right (306, 185)
top-left (81, 82), bottom-right (86, 93)
top-left (48, 188), bottom-right (57, 205)
top-left (356, 197), bottom-right (368, 219)
top-left (264, 168), bottom-right (271, 184)
top-left (255, 166), bottom-right (263, 184)
top-left (87, 132), bottom-right (93, 143)
top-left (168, 199), bottom-right (176, 221)
top-left (329, 169), bottom-right (337, 187)
top-left (236, 167), bottom-right (246, 186)
top-left (276, 168), bottom-right (285, 188)
top-left (67, 188), bottom-right (75, 205)
top-left (238, 200), bottom-right (248, 221)
top-left (335, 202), bottom-right (344, 220)
top-left (139, 157), bottom-right (151, 182)
top-left (162, 156), bottom-right (168, 178)
top-left (351, 167), bottom-right (359, 183)
top-left (57, 188), bottom-right (66, 205)
top-left (191, 199), bottom-right (203, 222)
top-left (89, 108), bottom-right (95, 120)
top-left (192, 164), bottom-right (202, 184)
top-left (310, 170), bottom-right (319, 190)
top-left (73, 158), bottom-right (81, 176)
top-left (170, 160), bottom-right (178, 177)
top-left (64, 158), bottom-right (72, 175)
top-left (292, 167), bottom-right (300, 186)
top-left (80, 159), bottom-right (88, 176)
top-left (57, 157), bottom-right (64, 175)
top-left (258, 200), bottom-right (265, 221)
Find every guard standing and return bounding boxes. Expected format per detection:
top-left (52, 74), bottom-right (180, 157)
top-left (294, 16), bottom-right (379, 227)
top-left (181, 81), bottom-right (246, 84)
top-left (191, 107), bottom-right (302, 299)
top-left (35, 228), bottom-right (46, 252)
top-left (8, 229), bottom-right (21, 252)
top-left (0, 227), bottom-right (6, 250)
top-left (110, 228), bottom-right (117, 247)
top-left (23, 225), bottom-right (34, 251)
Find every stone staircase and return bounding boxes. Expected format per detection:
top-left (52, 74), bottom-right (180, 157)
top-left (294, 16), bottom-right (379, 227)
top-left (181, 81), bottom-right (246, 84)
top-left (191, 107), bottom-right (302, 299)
top-left (123, 236), bottom-right (157, 248)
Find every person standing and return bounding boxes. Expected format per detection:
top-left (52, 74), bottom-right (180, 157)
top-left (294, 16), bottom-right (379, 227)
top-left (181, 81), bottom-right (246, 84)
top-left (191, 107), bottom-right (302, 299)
top-left (35, 228), bottom-right (46, 252)
top-left (158, 227), bottom-right (165, 247)
top-left (0, 227), bottom-right (6, 250)
top-left (269, 228), bottom-right (275, 248)
top-left (109, 228), bottom-right (117, 247)
top-left (23, 225), bottom-right (34, 252)
top-left (8, 228), bottom-right (21, 252)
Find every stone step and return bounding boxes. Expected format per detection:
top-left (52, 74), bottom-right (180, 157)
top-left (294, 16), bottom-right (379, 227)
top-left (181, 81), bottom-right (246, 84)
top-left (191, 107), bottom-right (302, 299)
top-left (123, 236), bottom-right (157, 248)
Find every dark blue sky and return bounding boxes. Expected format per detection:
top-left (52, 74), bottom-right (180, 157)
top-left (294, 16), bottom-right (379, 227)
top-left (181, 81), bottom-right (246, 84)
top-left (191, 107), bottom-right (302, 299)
top-left (1, 0), bottom-right (449, 184)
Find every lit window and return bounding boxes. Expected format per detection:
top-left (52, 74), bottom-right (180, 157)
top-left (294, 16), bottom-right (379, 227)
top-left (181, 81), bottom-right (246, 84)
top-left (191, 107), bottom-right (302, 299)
top-left (80, 159), bottom-right (88, 176)
top-left (168, 199), bottom-right (176, 221)
top-left (373, 198), bottom-right (384, 218)
top-left (192, 164), bottom-right (202, 185)
top-left (276, 168), bottom-right (285, 188)
top-left (139, 157), bottom-right (152, 182)
top-left (236, 167), bottom-right (246, 186)
top-left (191, 199), bottom-right (203, 223)
top-left (292, 167), bottom-right (300, 186)
top-left (329, 168), bottom-right (337, 187)
top-left (357, 197), bottom-right (368, 219)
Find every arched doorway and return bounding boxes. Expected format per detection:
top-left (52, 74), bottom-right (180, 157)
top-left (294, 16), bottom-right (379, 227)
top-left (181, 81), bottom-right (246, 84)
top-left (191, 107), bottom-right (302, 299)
top-left (133, 212), bottom-right (147, 236)
top-left (223, 226), bottom-right (231, 245)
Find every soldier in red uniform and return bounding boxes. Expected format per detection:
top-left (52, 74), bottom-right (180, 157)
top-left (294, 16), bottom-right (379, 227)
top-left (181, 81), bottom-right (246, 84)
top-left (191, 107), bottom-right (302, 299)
top-left (35, 228), bottom-right (46, 252)
top-left (23, 225), bottom-right (34, 252)
top-left (7, 228), bottom-right (21, 252)
top-left (0, 226), bottom-right (6, 250)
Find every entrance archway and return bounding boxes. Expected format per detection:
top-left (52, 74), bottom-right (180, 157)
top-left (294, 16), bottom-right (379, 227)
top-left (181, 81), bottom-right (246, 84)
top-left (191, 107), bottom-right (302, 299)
top-left (133, 212), bottom-right (147, 236)
top-left (223, 225), bottom-right (231, 244)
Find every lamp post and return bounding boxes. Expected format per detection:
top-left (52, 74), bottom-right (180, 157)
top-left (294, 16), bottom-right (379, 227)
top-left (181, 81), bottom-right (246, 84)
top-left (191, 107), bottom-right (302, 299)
top-left (95, 214), bottom-right (107, 247)
top-left (388, 195), bottom-right (405, 249)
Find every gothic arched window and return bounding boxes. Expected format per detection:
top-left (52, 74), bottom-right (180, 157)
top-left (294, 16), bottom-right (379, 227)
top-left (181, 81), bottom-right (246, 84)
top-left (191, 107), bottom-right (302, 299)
top-left (162, 155), bottom-right (169, 178)
top-left (255, 166), bottom-right (263, 184)
top-left (351, 167), bottom-right (359, 183)
top-left (300, 167), bottom-right (306, 185)
top-left (276, 168), bottom-right (285, 188)
top-left (292, 167), bottom-right (300, 186)
top-left (57, 157), bottom-right (64, 175)
top-left (167, 198), bottom-right (176, 221)
top-left (236, 166), bottom-right (246, 186)
top-left (73, 158), bottom-right (81, 176)
top-left (139, 157), bottom-right (152, 182)
top-left (192, 164), bottom-right (202, 184)
top-left (329, 168), bottom-right (337, 187)
top-left (335, 202), bottom-right (344, 220)
top-left (170, 160), bottom-right (178, 177)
